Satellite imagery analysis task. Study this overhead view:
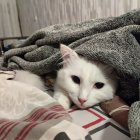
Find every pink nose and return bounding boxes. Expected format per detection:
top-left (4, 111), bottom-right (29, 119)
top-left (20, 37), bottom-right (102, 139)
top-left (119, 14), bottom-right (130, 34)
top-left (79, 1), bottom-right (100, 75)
top-left (78, 98), bottom-right (87, 105)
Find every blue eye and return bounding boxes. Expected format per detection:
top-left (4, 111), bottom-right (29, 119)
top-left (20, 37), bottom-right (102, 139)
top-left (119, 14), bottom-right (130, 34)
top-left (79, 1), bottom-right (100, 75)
top-left (71, 75), bottom-right (80, 84)
top-left (94, 82), bottom-right (104, 89)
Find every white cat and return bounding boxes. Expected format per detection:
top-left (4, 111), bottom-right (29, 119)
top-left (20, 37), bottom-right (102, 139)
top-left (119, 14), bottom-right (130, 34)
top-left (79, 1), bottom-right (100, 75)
top-left (13, 70), bottom-right (46, 91)
top-left (54, 44), bottom-right (118, 109)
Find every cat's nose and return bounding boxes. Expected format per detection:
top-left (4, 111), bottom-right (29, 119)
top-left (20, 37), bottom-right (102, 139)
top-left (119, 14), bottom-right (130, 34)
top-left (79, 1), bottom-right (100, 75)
top-left (78, 98), bottom-right (87, 105)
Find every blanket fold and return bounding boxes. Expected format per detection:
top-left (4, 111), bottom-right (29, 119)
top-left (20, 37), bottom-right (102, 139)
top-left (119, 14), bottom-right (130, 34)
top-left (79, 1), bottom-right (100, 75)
top-left (1, 9), bottom-right (140, 140)
top-left (0, 74), bottom-right (91, 140)
top-left (3, 10), bottom-right (140, 77)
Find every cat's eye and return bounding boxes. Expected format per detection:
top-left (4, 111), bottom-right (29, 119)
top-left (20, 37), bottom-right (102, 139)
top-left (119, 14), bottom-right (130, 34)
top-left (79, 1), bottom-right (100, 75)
top-left (71, 75), bottom-right (80, 84)
top-left (94, 82), bottom-right (104, 89)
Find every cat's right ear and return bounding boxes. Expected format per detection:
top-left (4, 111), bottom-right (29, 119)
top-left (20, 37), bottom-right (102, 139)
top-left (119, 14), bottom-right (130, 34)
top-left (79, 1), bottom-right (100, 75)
top-left (60, 44), bottom-right (79, 65)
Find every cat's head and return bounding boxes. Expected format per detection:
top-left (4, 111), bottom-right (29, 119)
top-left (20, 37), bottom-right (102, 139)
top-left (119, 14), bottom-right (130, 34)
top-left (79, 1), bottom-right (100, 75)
top-left (57, 44), bottom-right (118, 108)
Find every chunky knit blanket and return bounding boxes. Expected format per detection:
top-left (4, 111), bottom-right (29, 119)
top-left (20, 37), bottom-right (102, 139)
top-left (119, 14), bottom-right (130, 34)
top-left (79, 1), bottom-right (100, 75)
top-left (1, 9), bottom-right (140, 139)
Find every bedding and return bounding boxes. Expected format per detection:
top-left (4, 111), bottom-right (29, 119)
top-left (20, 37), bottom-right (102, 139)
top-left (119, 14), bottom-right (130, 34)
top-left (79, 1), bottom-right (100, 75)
top-left (0, 9), bottom-right (140, 139)
top-left (0, 71), bottom-right (91, 140)
top-left (0, 71), bottom-right (130, 140)
top-left (69, 106), bottom-right (130, 140)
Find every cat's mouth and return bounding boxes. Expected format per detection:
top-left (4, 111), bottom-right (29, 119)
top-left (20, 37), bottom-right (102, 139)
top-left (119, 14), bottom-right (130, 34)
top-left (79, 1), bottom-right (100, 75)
top-left (72, 98), bottom-right (87, 109)
top-left (76, 103), bottom-right (89, 109)
top-left (79, 105), bottom-right (87, 109)
top-left (68, 93), bottom-right (90, 109)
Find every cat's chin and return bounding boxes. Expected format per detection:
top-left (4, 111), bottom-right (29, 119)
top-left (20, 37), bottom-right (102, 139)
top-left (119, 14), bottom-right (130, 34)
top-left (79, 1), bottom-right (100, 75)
top-left (76, 104), bottom-right (89, 109)
top-left (77, 104), bottom-right (95, 109)
top-left (71, 99), bottom-right (94, 109)
top-left (77, 102), bottom-right (98, 109)
top-left (79, 106), bottom-right (88, 109)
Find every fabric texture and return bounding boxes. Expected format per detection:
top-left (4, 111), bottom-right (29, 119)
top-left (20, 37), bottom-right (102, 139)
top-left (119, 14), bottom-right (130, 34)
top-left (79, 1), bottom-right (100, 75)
top-left (128, 101), bottom-right (140, 140)
top-left (0, 71), bottom-right (130, 140)
top-left (0, 72), bottom-right (90, 140)
top-left (1, 9), bottom-right (140, 139)
top-left (100, 96), bottom-right (129, 129)
top-left (69, 106), bottom-right (130, 140)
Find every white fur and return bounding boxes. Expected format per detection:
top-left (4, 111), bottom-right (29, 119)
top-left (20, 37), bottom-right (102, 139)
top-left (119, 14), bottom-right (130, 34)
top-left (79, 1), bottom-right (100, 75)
top-left (13, 70), bottom-right (46, 91)
top-left (54, 44), bottom-right (118, 109)
top-left (0, 80), bottom-right (54, 120)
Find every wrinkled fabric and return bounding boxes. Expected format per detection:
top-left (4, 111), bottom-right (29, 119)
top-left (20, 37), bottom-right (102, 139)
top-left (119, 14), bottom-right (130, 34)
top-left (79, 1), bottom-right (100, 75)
top-left (1, 9), bottom-right (140, 140)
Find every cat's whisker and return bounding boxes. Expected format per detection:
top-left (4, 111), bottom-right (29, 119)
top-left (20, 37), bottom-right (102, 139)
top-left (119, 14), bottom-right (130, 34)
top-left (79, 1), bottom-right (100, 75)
top-left (54, 57), bottom-right (62, 65)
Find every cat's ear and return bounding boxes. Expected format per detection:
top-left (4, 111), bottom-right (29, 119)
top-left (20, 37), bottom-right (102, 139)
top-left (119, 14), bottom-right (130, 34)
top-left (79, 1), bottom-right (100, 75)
top-left (60, 44), bottom-right (79, 62)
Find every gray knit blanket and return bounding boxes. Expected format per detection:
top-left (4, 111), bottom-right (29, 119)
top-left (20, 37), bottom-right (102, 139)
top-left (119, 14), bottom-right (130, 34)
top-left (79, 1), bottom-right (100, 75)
top-left (1, 9), bottom-right (140, 139)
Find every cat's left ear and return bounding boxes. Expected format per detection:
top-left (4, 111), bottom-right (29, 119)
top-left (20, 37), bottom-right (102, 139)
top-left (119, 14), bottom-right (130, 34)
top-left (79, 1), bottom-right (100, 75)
top-left (60, 44), bottom-right (79, 62)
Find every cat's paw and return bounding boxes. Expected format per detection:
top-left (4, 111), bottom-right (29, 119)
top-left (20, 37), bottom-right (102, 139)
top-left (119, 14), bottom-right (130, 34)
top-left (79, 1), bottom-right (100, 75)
top-left (58, 99), bottom-right (71, 110)
top-left (54, 94), bottom-right (71, 110)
